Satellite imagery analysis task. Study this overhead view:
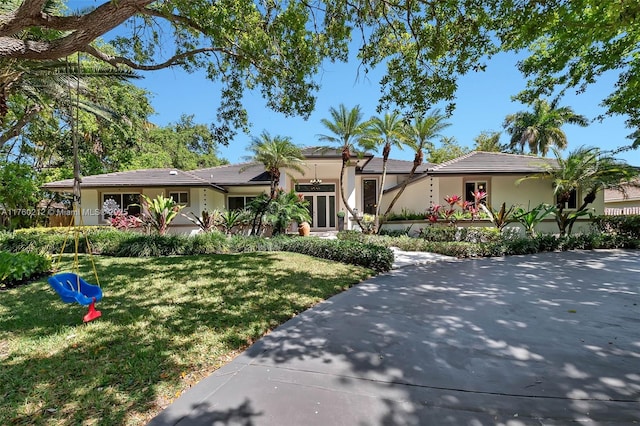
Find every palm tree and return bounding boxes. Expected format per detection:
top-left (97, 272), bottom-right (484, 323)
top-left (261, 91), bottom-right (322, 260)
top-left (362, 111), bottom-right (408, 233)
top-left (242, 131), bottom-right (305, 234)
top-left (503, 99), bottom-right (588, 156)
top-left (317, 104), bottom-right (369, 229)
top-left (384, 110), bottom-right (450, 216)
top-left (520, 146), bottom-right (639, 235)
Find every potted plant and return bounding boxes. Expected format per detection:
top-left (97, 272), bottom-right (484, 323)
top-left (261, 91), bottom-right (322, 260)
top-left (337, 210), bottom-right (346, 231)
top-left (263, 189), bottom-right (311, 236)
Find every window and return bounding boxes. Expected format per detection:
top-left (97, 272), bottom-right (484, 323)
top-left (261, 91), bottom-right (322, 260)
top-left (228, 196), bottom-right (256, 210)
top-left (169, 191), bottom-right (189, 206)
top-left (362, 179), bottom-right (377, 215)
top-left (464, 181), bottom-right (488, 204)
top-left (557, 189), bottom-right (578, 209)
top-left (102, 193), bottom-right (140, 220)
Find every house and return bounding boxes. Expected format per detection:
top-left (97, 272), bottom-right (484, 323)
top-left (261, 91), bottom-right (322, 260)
top-left (605, 180), bottom-right (640, 215)
top-left (42, 150), bottom-right (603, 234)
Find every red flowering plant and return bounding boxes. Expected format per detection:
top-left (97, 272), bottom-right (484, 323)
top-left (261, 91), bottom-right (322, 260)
top-left (109, 210), bottom-right (141, 230)
top-left (427, 191), bottom-right (489, 224)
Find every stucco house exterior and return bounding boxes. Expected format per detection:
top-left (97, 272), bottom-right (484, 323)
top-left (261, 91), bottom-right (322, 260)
top-left (605, 180), bottom-right (640, 215)
top-left (42, 149), bottom-right (603, 234)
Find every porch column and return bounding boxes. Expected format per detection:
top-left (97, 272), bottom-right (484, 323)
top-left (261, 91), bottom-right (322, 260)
top-left (345, 166), bottom-right (357, 230)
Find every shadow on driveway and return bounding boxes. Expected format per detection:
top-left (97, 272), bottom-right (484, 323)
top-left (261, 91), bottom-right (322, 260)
top-left (149, 250), bottom-right (640, 425)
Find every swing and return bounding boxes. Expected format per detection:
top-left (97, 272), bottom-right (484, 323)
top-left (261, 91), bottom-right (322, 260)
top-left (48, 55), bottom-right (103, 323)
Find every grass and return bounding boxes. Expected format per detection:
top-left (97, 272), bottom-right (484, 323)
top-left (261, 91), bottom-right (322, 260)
top-left (0, 253), bottom-right (373, 425)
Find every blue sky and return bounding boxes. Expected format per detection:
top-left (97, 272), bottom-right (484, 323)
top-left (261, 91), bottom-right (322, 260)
top-left (63, 1), bottom-right (639, 166)
top-left (133, 50), bottom-right (639, 167)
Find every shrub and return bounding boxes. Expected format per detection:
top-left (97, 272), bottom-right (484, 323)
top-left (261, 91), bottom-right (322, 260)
top-left (593, 215), bottom-right (640, 239)
top-left (0, 251), bottom-right (52, 289)
top-left (418, 226), bottom-right (501, 243)
top-left (277, 237), bottom-right (393, 272)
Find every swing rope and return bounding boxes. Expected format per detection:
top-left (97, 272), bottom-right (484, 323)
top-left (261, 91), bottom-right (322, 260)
top-left (52, 54), bottom-right (100, 292)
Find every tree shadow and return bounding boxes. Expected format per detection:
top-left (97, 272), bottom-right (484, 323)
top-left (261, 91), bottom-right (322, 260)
top-left (200, 249), bottom-right (640, 424)
top-left (0, 251), bottom-right (367, 424)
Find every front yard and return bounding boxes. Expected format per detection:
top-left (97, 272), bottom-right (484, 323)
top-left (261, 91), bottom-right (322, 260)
top-left (0, 253), bottom-right (372, 425)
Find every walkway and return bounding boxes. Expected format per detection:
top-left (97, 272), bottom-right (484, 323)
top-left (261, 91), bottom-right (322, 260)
top-left (149, 250), bottom-right (640, 425)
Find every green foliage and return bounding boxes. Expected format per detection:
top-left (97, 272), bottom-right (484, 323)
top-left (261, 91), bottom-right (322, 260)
top-left (504, 1), bottom-right (640, 146)
top-left (219, 209), bottom-right (249, 235)
top-left (0, 251), bottom-right (51, 288)
top-left (264, 189), bottom-right (311, 236)
top-left (428, 137), bottom-right (471, 164)
top-left (0, 227), bottom-right (392, 271)
top-left (384, 209), bottom-right (427, 221)
top-left (0, 162), bottom-right (39, 229)
top-left (480, 202), bottom-right (516, 230)
top-left (419, 226), bottom-right (502, 243)
top-left (474, 131), bottom-right (505, 152)
top-left (512, 203), bottom-right (555, 237)
top-left (277, 238), bottom-right (393, 272)
top-left (139, 194), bottom-right (185, 236)
top-left (127, 115), bottom-right (227, 171)
top-left (592, 215), bottom-right (640, 239)
top-left (183, 210), bottom-right (222, 233)
top-left (503, 99), bottom-right (588, 156)
top-left (520, 146), bottom-right (639, 235)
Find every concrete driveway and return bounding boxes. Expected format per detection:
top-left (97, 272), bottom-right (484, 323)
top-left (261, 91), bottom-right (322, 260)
top-left (149, 250), bottom-right (640, 425)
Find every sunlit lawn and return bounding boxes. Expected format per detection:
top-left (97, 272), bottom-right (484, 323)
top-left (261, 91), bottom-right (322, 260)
top-left (0, 253), bottom-right (372, 425)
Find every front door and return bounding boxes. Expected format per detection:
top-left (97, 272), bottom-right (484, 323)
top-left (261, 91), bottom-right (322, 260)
top-left (295, 184), bottom-right (336, 230)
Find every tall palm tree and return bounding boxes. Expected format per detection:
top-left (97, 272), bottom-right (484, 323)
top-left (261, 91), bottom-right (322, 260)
top-left (384, 110), bottom-right (450, 216)
top-left (520, 146), bottom-right (638, 235)
top-left (242, 131), bottom-right (305, 234)
top-left (503, 99), bottom-right (588, 156)
top-left (362, 111), bottom-right (408, 233)
top-left (317, 104), bottom-right (369, 229)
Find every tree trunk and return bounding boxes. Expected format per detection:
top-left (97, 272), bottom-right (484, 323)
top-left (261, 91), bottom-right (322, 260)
top-left (383, 151), bottom-right (421, 216)
top-left (374, 143), bottom-right (391, 234)
top-left (339, 158), bottom-right (364, 231)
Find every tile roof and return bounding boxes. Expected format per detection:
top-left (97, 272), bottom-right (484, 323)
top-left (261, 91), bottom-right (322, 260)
top-left (42, 168), bottom-right (225, 191)
top-left (605, 180), bottom-right (640, 202)
top-left (359, 157), bottom-right (431, 174)
top-left (189, 163), bottom-right (271, 186)
top-left (300, 146), bottom-right (374, 159)
top-left (430, 151), bottom-right (557, 174)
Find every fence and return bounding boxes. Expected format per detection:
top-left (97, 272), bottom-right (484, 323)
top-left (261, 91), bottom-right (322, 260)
top-left (605, 207), bottom-right (640, 215)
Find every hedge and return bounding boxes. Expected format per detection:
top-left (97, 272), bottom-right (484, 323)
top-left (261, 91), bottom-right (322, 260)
top-left (0, 251), bottom-right (52, 289)
top-left (0, 229), bottom-right (394, 272)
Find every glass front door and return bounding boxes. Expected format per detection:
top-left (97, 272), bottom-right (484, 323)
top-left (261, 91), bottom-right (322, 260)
top-left (296, 184), bottom-right (336, 230)
top-left (304, 194), bottom-right (336, 229)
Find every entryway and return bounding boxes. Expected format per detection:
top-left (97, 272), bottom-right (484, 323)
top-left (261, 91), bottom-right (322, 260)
top-left (295, 184), bottom-right (336, 231)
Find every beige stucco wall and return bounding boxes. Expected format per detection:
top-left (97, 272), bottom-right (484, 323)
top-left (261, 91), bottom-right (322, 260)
top-left (380, 173), bottom-right (606, 217)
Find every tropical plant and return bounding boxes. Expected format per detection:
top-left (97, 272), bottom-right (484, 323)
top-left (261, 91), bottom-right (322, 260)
top-left (183, 209), bottom-right (221, 233)
top-left (264, 189), bottom-right (311, 236)
top-left (503, 99), bottom-right (588, 156)
top-left (242, 131), bottom-right (305, 235)
top-left (384, 110), bottom-right (450, 216)
top-left (138, 194), bottom-right (184, 236)
top-left (474, 131), bottom-right (505, 152)
top-left (109, 210), bottom-right (141, 231)
top-left (318, 104), bottom-right (369, 230)
top-left (480, 201), bottom-right (516, 230)
top-left (519, 146), bottom-right (639, 235)
top-left (362, 111), bottom-right (409, 232)
top-left (219, 209), bottom-right (247, 235)
top-left (512, 203), bottom-right (555, 237)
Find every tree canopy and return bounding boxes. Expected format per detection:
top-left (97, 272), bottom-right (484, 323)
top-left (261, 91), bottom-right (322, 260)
top-left (1, 0), bottom-right (639, 149)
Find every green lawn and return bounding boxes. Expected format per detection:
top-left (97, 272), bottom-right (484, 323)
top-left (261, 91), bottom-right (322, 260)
top-left (0, 253), bottom-right (372, 425)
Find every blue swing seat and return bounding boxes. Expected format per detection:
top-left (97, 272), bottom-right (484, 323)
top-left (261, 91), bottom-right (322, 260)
top-left (48, 272), bottom-right (103, 306)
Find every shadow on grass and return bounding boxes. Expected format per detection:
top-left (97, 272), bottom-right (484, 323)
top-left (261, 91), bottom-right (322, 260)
top-left (0, 252), bottom-right (370, 425)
